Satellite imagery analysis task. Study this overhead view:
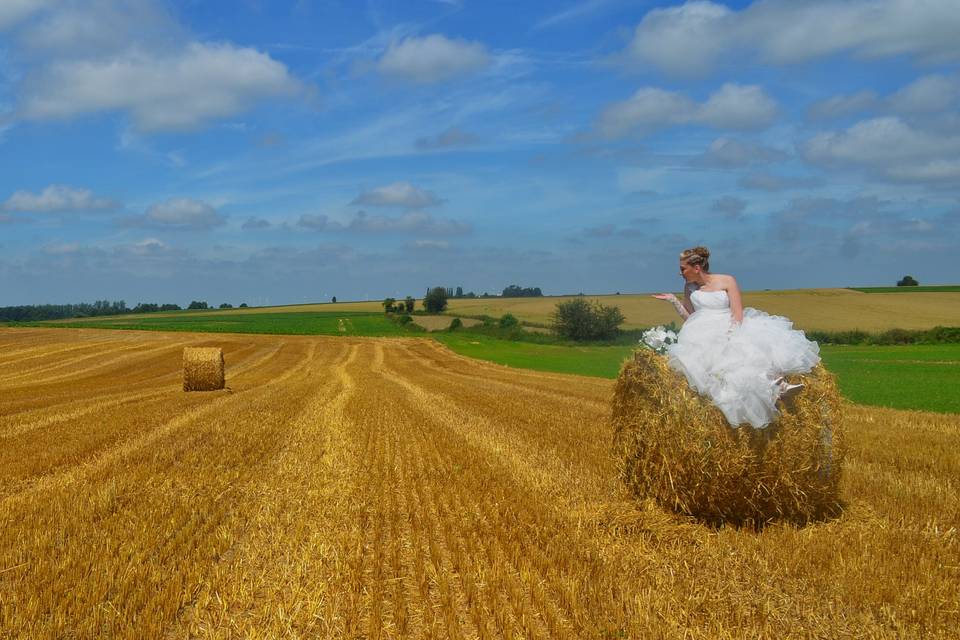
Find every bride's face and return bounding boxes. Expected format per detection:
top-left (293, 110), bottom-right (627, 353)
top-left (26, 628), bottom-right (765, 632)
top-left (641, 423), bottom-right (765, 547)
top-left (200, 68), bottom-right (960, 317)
top-left (679, 260), bottom-right (699, 282)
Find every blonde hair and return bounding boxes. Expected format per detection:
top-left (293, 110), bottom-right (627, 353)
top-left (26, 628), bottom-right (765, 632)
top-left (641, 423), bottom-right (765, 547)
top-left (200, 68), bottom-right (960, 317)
top-left (680, 246), bottom-right (710, 271)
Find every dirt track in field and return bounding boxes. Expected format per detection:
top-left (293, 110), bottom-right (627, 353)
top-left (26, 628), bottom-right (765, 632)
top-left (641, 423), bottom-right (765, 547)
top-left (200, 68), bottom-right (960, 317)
top-left (1, 328), bottom-right (957, 639)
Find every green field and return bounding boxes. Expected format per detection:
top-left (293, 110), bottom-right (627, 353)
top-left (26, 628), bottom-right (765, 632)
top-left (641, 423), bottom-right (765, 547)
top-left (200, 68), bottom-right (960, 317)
top-left (847, 285), bottom-right (960, 293)
top-left (435, 336), bottom-right (960, 414)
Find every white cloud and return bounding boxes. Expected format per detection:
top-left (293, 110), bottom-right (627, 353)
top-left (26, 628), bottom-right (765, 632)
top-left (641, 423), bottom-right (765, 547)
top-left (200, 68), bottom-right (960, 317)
top-left (888, 74), bottom-right (960, 114)
top-left (598, 83), bottom-right (777, 137)
top-left (804, 116), bottom-right (960, 183)
top-left (698, 84), bottom-right (778, 129)
top-left (350, 182), bottom-right (442, 208)
top-left (2, 184), bottom-right (119, 212)
top-left (807, 91), bottom-right (879, 120)
top-left (625, 1), bottom-right (733, 75)
top-left (19, 42), bottom-right (300, 132)
top-left (738, 172), bottom-right (821, 191)
top-left (711, 195), bottom-right (746, 219)
top-left (129, 197), bottom-right (226, 229)
top-left (297, 209), bottom-right (469, 235)
top-left (0, 0), bottom-right (48, 30)
top-left (19, 0), bottom-right (182, 55)
top-left (694, 137), bottom-right (788, 168)
top-left (625, 0), bottom-right (960, 75)
top-left (377, 34), bottom-right (490, 84)
top-left (347, 210), bottom-right (469, 235)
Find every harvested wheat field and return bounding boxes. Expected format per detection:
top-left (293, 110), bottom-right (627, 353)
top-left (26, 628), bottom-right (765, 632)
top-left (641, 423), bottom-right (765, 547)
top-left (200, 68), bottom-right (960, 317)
top-left (0, 328), bottom-right (957, 639)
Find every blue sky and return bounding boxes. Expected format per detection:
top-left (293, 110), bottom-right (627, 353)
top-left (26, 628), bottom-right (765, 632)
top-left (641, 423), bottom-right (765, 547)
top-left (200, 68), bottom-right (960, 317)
top-left (1, 0), bottom-right (958, 306)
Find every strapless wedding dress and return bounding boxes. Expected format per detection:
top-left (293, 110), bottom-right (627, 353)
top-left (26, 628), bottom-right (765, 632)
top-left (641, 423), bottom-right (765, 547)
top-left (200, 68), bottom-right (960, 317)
top-left (666, 289), bottom-right (820, 429)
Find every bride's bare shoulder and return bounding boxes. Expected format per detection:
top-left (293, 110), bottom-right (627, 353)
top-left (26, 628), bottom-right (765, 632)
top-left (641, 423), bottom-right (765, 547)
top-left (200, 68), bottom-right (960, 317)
top-left (713, 273), bottom-right (739, 287)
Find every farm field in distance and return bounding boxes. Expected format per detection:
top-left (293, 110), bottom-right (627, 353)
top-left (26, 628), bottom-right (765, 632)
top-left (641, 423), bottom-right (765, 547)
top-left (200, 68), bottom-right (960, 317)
top-left (0, 327), bottom-right (957, 638)
top-left (42, 287), bottom-right (960, 332)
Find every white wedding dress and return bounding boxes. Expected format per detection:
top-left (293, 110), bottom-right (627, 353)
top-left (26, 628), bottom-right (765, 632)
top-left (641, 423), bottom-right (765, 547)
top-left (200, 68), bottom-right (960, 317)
top-left (666, 289), bottom-right (820, 429)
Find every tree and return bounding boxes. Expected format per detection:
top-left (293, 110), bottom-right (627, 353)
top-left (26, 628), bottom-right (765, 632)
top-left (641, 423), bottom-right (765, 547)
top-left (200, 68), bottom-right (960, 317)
top-left (331, 296), bottom-right (337, 303)
top-left (502, 285), bottom-right (543, 298)
top-left (499, 313), bottom-right (519, 329)
top-left (897, 275), bottom-right (919, 286)
top-left (551, 298), bottom-right (624, 341)
top-left (219, 303), bottom-right (233, 309)
top-left (382, 297), bottom-right (396, 313)
top-left (404, 296), bottom-right (415, 313)
top-left (187, 301), bottom-right (208, 310)
top-left (455, 286), bottom-right (463, 298)
top-left (239, 303), bottom-right (248, 308)
top-left (423, 287), bottom-right (448, 313)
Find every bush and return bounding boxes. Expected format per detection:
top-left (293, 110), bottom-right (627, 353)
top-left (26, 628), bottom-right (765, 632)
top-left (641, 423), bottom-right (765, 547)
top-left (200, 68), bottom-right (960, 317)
top-left (396, 314), bottom-right (413, 325)
top-left (449, 318), bottom-right (463, 330)
top-left (498, 313), bottom-right (519, 329)
top-left (897, 275), bottom-right (919, 286)
top-left (424, 287), bottom-right (448, 313)
top-left (551, 298), bottom-right (624, 341)
top-left (404, 296), bottom-right (415, 313)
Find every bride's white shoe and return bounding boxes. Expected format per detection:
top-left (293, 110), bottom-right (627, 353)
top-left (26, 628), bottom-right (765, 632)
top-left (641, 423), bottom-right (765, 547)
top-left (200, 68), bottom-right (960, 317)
top-left (779, 381), bottom-right (804, 403)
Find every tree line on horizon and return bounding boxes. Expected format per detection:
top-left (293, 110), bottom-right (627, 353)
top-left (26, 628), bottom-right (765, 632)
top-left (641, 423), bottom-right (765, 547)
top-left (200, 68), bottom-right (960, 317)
top-left (0, 300), bottom-right (248, 322)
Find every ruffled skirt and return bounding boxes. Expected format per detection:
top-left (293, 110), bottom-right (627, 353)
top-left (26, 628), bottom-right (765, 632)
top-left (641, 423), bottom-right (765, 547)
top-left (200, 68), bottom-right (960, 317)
top-left (666, 308), bottom-right (820, 429)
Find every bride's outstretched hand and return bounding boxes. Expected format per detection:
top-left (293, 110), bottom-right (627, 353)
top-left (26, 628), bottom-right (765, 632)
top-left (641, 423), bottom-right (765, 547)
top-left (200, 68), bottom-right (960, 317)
top-left (652, 293), bottom-right (677, 302)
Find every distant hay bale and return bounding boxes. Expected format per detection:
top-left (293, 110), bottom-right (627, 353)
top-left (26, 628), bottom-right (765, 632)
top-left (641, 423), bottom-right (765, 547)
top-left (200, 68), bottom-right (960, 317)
top-left (183, 347), bottom-right (225, 392)
top-left (611, 349), bottom-right (845, 526)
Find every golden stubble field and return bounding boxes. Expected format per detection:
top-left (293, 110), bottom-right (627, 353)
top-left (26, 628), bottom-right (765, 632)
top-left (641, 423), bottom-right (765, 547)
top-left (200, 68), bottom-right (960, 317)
top-left (0, 328), bottom-right (957, 639)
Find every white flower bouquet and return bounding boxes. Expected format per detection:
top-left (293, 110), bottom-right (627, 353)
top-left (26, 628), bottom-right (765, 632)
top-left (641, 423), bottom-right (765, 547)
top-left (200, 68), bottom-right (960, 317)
top-left (640, 325), bottom-right (678, 354)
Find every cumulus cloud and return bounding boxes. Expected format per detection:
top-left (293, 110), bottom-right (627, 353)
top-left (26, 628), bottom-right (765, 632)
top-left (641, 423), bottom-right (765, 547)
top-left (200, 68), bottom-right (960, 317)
top-left (598, 83), bottom-right (777, 138)
top-left (711, 196), bottom-right (747, 219)
top-left (807, 91), bottom-right (879, 120)
top-left (377, 34), bottom-right (490, 84)
top-left (18, 41), bottom-right (300, 132)
top-left (350, 182), bottom-right (442, 208)
top-left (808, 75), bottom-right (959, 122)
top-left (415, 126), bottom-right (480, 150)
top-left (2, 184), bottom-right (119, 212)
top-left (297, 210), bottom-right (470, 235)
top-left (18, 0), bottom-right (182, 55)
top-left (888, 74), bottom-right (960, 114)
top-left (803, 116), bottom-right (960, 183)
top-left (625, 0), bottom-right (960, 75)
top-left (241, 217), bottom-right (271, 230)
top-left (693, 137), bottom-right (788, 168)
top-left (297, 214), bottom-right (330, 230)
top-left (125, 197), bottom-right (226, 230)
top-left (0, 0), bottom-right (48, 30)
top-left (738, 172), bottom-right (822, 191)
top-left (407, 239), bottom-right (451, 251)
top-left (346, 211), bottom-right (470, 235)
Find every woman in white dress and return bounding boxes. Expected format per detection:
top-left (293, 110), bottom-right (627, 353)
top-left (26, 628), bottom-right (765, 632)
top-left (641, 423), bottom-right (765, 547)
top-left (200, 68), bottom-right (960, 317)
top-left (653, 246), bottom-right (820, 429)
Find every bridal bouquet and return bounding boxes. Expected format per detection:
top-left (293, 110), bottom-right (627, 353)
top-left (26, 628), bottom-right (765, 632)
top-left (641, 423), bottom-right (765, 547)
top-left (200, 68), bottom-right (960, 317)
top-left (640, 325), bottom-right (678, 354)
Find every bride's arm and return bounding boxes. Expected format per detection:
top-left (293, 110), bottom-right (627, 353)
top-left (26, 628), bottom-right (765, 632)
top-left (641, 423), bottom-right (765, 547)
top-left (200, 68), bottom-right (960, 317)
top-left (727, 277), bottom-right (744, 324)
top-left (651, 287), bottom-right (692, 320)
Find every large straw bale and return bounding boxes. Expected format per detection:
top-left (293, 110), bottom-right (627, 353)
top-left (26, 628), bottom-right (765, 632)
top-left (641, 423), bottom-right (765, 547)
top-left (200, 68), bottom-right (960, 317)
top-left (611, 349), bottom-right (845, 526)
top-left (183, 347), bottom-right (225, 391)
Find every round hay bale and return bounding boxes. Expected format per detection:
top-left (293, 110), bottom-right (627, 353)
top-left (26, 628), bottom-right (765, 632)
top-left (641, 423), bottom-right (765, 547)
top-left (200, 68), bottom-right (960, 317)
top-left (611, 349), bottom-right (845, 526)
top-left (183, 347), bottom-right (225, 392)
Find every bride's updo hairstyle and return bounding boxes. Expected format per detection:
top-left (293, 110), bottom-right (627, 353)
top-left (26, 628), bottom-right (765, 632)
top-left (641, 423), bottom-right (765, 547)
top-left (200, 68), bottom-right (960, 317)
top-left (680, 246), bottom-right (710, 271)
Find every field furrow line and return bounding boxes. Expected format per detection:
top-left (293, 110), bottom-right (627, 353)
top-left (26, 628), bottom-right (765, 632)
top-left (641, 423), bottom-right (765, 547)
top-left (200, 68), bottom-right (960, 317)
top-left (370, 350), bottom-right (560, 639)
top-left (405, 339), bottom-right (611, 408)
top-left (0, 342), bottom-right (333, 638)
top-left (0, 341), bottom-right (322, 510)
top-left (161, 343), bottom-right (358, 638)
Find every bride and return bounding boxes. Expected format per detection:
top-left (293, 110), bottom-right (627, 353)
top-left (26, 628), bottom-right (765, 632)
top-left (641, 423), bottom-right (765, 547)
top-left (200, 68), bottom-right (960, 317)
top-left (653, 246), bottom-right (820, 429)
